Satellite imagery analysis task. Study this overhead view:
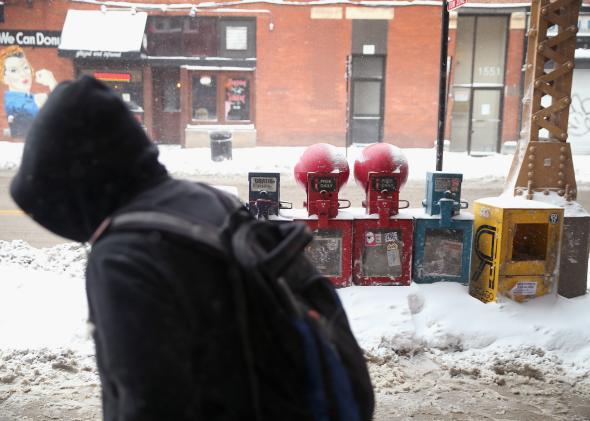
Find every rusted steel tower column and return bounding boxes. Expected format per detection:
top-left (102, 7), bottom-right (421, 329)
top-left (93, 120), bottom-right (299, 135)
top-left (506, 0), bottom-right (588, 298)
top-left (507, 0), bottom-right (581, 199)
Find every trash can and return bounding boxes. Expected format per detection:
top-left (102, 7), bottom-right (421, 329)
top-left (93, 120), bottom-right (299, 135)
top-left (210, 131), bottom-right (233, 162)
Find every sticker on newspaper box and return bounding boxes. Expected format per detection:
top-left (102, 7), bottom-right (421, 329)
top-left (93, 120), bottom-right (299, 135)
top-left (479, 207), bottom-right (491, 218)
top-left (387, 246), bottom-right (401, 267)
top-left (510, 281), bottom-right (538, 296)
top-left (251, 176), bottom-right (277, 192)
top-left (365, 231), bottom-right (376, 247)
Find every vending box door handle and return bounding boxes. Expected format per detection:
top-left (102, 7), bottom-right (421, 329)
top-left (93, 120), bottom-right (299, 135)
top-left (460, 200), bottom-right (469, 209)
top-left (399, 199), bottom-right (410, 209)
top-left (338, 199), bottom-right (351, 209)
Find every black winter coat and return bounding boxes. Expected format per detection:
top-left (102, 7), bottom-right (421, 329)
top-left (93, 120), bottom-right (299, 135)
top-left (10, 76), bottom-right (254, 420)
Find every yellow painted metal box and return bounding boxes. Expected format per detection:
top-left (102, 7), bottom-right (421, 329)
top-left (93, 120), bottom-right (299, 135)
top-left (469, 197), bottom-right (563, 303)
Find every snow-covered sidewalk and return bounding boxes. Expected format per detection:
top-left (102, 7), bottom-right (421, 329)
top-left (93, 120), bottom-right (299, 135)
top-left (0, 240), bottom-right (589, 419)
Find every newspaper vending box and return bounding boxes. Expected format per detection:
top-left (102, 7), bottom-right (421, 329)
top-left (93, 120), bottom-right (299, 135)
top-left (411, 171), bottom-right (473, 284)
top-left (352, 143), bottom-right (413, 286)
top-left (289, 143), bottom-right (353, 287)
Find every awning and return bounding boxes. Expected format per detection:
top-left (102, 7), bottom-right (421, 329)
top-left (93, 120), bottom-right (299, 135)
top-left (58, 10), bottom-right (147, 60)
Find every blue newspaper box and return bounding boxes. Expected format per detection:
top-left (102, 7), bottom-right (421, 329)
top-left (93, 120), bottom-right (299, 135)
top-left (411, 171), bottom-right (473, 284)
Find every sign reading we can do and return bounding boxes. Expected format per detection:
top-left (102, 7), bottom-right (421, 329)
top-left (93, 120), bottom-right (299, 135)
top-left (0, 30), bottom-right (61, 48)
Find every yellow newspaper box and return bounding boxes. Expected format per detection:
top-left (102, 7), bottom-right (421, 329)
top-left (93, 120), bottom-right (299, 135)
top-left (469, 197), bottom-right (563, 303)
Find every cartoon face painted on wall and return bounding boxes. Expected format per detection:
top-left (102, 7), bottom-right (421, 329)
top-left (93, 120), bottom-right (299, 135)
top-left (0, 46), bottom-right (57, 138)
top-left (3, 53), bottom-right (34, 93)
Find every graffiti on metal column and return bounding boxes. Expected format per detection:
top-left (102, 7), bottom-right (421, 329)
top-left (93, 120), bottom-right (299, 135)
top-left (0, 45), bottom-right (57, 138)
top-left (569, 94), bottom-right (590, 137)
top-left (473, 224), bottom-right (497, 289)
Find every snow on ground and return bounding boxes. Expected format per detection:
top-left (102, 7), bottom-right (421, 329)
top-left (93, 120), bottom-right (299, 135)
top-left (2, 141), bottom-right (590, 183)
top-left (1, 140), bottom-right (590, 418)
top-left (0, 240), bottom-right (589, 419)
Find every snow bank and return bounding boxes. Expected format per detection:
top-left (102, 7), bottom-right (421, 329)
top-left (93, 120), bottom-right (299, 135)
top-left (339, 283), bottom-right (590, 376)
top-left (1, 240), bottom-right (589, 379)
top-left (0, 242), bottom-right (90, 351)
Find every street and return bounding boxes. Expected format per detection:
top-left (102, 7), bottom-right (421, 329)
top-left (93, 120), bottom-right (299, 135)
top-left (2, 169), bottom-right (590, 247)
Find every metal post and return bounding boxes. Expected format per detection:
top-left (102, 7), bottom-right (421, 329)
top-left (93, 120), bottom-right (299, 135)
top-left (436, 2), bottom-right (450, 171)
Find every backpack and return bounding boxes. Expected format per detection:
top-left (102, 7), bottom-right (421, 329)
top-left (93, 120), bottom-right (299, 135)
top-left (102, 185), bottom-right (375, 421)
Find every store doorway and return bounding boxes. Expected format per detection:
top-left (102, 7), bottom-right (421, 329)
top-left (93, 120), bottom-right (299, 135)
top-left (347, 19), bottom-right (388, 145)
top-left (153, 67), bottom-right (181, 144)
top-left (450, 15), bottom-right (508, 154)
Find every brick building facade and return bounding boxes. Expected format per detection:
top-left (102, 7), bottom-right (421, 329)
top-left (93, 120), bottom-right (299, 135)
top-left (0, 0), bottom-right (588, 152)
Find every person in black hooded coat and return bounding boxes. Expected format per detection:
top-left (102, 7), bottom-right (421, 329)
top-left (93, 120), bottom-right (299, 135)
top-left (10, 76), bottom-right (255, 420)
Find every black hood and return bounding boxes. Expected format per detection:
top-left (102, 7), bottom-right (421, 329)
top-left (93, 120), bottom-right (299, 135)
top-left (10, 76), bottom-right (168, 242)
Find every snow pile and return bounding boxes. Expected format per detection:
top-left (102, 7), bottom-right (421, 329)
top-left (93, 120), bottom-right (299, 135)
top-left (0, 240), bottom-right (88, 279)
top-left (0, 244), bottom-right (99, 418)
top-left (339, 282), bottom-right (590, 384)
top-left (528, 191), bottom-right (590, 217)
top-left (1, 242), bottom-right (589, 380)
top-left (0, 264), bottom-right (90, 351)
top-left (0, 141), bottom-right (23, 171)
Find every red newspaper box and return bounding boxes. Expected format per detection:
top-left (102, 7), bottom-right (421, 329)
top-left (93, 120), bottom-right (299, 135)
top-left (352, 143), bottom-right (414, 286)
top-left (289, 143), bottom-right (354, 287)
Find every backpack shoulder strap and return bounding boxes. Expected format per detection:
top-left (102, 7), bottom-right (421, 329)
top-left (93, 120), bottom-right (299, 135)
top-left (97, 211), bottom-right (227, 258)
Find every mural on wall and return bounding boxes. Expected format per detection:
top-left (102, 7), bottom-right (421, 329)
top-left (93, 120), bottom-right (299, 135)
top-left (0, 45), bottom-right (57, 138)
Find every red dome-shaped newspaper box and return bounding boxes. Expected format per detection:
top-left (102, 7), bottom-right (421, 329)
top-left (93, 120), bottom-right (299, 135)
top-left (354, 143), bottom-right (408, 194)
top-left (294, 143), bottom-right (350, 219)
top-left (352, 143), bottom-right (414, 286)
top-left (294, 143), bottom-right (350, 194)
top-left (290, 143), bottom-right (353, 287)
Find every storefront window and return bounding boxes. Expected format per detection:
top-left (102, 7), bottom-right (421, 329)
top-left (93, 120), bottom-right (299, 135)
top-left (192, 75), bottom-right (217, 121)
top-left (147, 17), bottom-right (182, 56)
top-left (191, 73), bottom-right (252, 123)
top-left (219, 19), bottom-right (256, 58)
top-left (225, 26), bottom-right (248, 51)
top-left (79, 68), bottom-right (143, 108)
top-left (147, 16), bottom-right (255, 58)
top-left (184, 17), bottom-right (218, 57)
top-left (225, 78), bottom-right (250, 121)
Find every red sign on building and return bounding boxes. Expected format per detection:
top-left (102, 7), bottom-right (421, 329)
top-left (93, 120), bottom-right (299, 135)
top-left (447, 0), bottom-right (467, 11)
